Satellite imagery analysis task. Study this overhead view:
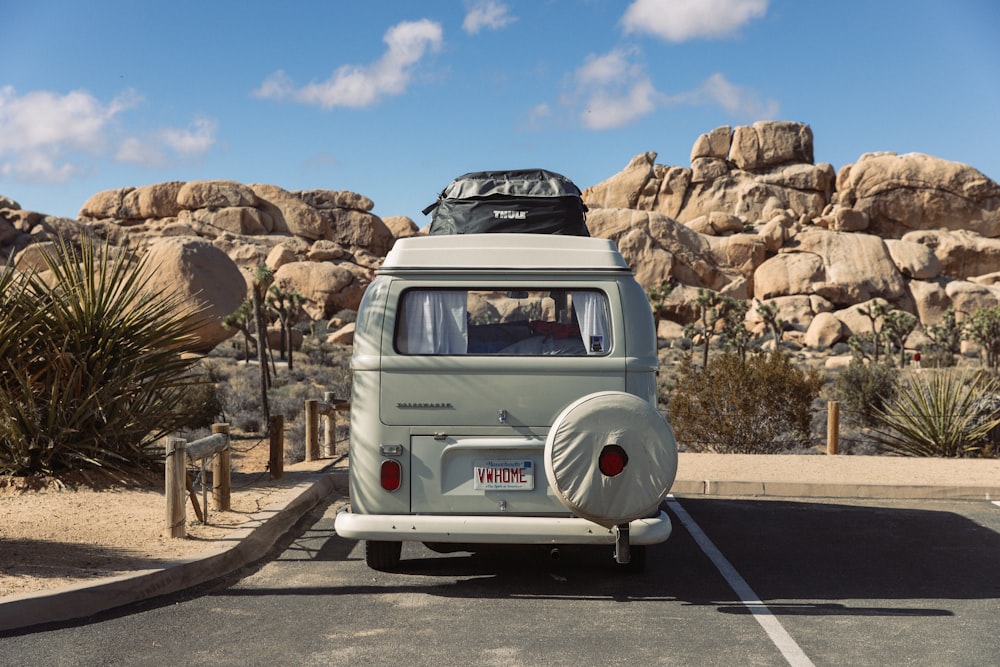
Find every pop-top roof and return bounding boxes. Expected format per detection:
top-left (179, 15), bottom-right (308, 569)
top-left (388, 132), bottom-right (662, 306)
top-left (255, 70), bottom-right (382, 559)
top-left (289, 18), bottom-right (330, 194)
top-left (380, 233), bottom-right (629, 271)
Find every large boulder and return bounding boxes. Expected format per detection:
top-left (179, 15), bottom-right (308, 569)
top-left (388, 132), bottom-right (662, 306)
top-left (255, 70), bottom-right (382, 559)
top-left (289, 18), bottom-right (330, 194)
top-left (581, 152), bottom-right (657, 210)
top-left (834, 298), bottom-right (892, 338)
top-left (296, 189), bottom-right (374, 212)
top-left (319, 208), bottom-right (394, 257)
top-left (778, 230), bottom-right (906, 306)
top-left (945, 280), bottom-right (1000, 320)
top-left (129, 181), bottom-right (185, 219)
top-left (78, 187), bottom-right (134, 221)
top-left (249, 184), bottom-right (325, 240)
top-left (907, 279), bottom-right (951, 325)
top-left (804, 311), bottom-right (844, 348)
top-left (690, 125), bottom-right (732, 161)
top-left (729, 121), bottom-right (815, 170)
top-left (902, 229), bottom-right (1000, 280)
top-left (81, 181), bottom-right (185, 220)
top-left (705, 233), bottom-right (768, 281)
top-left (586, 207), bottom-right (744, 293)
top-left (837, 152), bottom-right (1000, 238)
top-left (177, 207), bottom-right (269, 236)
top-left (142, 237), bottom-right (246, 352)
top-left (383, 215), bottom-right (420, 239)
top-left (753, 252), bottom-right (825, 300)
top-left (177, 180), bottom-right (258, 210)
top-left (884, 238), bottom-right (941, 279)
top-left (273, 260), bottom-right (370, 320)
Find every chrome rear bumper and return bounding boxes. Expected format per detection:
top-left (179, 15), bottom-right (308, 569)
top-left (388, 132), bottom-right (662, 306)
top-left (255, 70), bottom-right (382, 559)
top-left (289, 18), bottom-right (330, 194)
top-left (334, 510), bottom-right (672, 545)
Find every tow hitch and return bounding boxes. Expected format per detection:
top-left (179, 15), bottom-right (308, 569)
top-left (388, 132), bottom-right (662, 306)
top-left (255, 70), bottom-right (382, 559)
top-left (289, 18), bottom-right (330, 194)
top-left (614, 523), bottom-right (631, 564)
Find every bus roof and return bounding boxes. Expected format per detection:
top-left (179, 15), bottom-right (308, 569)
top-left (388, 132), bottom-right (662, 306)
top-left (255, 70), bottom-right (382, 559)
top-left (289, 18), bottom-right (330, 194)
top-left (380, 234), bottom-right (630, 271)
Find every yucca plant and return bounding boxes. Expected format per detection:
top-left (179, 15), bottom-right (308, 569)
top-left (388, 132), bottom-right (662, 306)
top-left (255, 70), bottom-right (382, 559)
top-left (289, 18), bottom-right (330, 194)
top-left (872, 369), bottom-right (1000, 457)
top-left (0, 236), bottom-right (205, 479)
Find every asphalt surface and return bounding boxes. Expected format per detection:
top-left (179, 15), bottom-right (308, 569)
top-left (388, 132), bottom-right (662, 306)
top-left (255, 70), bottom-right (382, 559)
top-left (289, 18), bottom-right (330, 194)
top-left (1, 453), bottom-right (998, 634)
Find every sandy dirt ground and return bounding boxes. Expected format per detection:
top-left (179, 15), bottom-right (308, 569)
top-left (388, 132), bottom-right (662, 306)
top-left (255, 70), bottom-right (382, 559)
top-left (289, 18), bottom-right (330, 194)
top-left (0, 437), bottom-right (339, 599)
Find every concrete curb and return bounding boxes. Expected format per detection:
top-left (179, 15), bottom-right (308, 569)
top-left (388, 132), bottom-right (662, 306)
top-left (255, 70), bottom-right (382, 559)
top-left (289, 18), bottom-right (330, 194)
top-left (0, 468), bottom-right (349, 634)
top-left (670, 479), bottom-right (1000, 500)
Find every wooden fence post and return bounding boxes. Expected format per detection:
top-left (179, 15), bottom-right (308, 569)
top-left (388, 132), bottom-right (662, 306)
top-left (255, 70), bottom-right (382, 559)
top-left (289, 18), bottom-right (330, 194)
top-left (305, 398), bottom-right (319, 461)
top-left (827, 401), bottom-right (840, 455)
top-left (165, 437), bottom-right (186, 538)
top-left (212, 423), bottom-right (231, 511)
top-left (269, 415), bottom-right (284, 480)
top-left (322, 391), bottom-right (336, 458)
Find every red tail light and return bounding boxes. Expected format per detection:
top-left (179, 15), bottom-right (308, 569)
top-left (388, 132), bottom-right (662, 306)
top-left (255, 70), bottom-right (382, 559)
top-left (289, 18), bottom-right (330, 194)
top-left (598, 444), bottom-right (628, 477)
top-left (380, 459), bottom-right (402, 491)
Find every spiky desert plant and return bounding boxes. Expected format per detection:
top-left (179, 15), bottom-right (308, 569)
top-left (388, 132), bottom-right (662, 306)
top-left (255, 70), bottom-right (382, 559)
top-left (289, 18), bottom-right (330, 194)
top-left (872, 369), bottom-right (1000, 457)
top-left (0, 236), bottom-right (204, 478)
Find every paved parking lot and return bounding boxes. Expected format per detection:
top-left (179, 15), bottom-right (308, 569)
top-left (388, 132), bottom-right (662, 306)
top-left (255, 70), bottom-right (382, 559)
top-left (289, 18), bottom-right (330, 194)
top-left (3, 495), bottom-right (998, 666)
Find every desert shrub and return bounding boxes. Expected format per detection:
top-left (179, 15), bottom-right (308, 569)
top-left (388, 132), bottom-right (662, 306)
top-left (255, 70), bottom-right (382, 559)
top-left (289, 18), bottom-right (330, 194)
top-left (830, 359), bottom-right (899, 427)
top-left (301, 337), bottom-right (346, 367)
top-left (872, 369), bottom-right (1000, 457)
top-left (0, 237), bottom-right (202, 478)
top-left (269, 382), bottom-right (313, 422)
top-left (217, 365), bottom-right (263, 432)
top-left (919, 347), bottom-right (957, 369)
top-left (173, 372), bottom-right (225, 431)
top-left (282, 417), bottom-right (306, 463)
top-left (668, 351), bottom-right (824, 454)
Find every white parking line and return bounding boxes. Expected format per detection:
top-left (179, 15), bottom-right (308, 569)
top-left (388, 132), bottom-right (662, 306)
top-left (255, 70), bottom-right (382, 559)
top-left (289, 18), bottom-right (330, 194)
top-left (992, 501), bottom-right (1000, 509)
top-left (665, 495), bottom-right (815, 667)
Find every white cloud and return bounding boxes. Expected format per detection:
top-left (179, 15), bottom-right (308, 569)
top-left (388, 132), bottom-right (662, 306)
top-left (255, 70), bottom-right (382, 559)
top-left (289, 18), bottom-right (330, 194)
top-left (115, 136), bottom-right (166, 167)
top-left (0, 86), bottom-right (141, 183)
top-left (622, 0), bottom-right (768, 42)
top-left (582, 79), bottom-right (658, 130)
top-left (560, 50), bottom-right (777, 131)
top-left (676, 72), bottom-right (780, 118)
top-left (0, 85), bottom-right (216, 180)
top-left (254, 19), bottom-right (443, 109)
top-left (253, 70), bottom-right (295, 101)
top-left (569, 49), bottom-right (661, 130)
top-left (160, 117), bottom-right (217, 156)
top-left (463, 1), bottom-right (516, 34)
top-left (0, 152), bottom-right (80, 183)
top-left (115, 117), bottom-right (218, 168)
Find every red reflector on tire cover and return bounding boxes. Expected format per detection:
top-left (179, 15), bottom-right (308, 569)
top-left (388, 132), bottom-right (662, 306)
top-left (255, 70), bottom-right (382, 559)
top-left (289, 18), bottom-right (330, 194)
top-left (380, 459), bottom-right (401, 491)
top-left (598, 444), bottom-right (628, 477)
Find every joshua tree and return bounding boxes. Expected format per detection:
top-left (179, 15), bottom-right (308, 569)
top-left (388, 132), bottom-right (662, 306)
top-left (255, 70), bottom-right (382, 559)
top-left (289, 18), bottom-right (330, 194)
top-left (223, 299), bottom-right (256, 360)
top-left (755, 300), bottom-right (784, 347)
top-left (882, 308), bottom-right (918, 366)
top-left (267, 280), bottom-right (307, 371)
top-left (251, 265), bottom-right (275, 425)
top-left (964, 305), bottom-right (1000, 371)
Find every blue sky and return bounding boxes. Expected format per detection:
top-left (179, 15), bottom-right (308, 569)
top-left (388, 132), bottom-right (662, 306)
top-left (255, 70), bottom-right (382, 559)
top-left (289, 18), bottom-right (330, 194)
top-left (2, 0), bottom-right (998, 222)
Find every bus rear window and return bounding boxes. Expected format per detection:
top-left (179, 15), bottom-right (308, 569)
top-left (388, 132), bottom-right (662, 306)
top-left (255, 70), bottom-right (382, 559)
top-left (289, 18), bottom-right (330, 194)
top-left (395, 288), bottom-right (611, 356)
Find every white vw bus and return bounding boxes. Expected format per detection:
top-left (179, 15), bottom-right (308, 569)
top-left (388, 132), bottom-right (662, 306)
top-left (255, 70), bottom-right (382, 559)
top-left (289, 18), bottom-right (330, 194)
top-left (334, 233), bottom-right (678, 570)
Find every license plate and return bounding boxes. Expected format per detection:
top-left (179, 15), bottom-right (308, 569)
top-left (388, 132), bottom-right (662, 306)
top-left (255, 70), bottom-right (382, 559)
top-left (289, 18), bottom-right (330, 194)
top-left (473, 459), bottom-right (534, 490)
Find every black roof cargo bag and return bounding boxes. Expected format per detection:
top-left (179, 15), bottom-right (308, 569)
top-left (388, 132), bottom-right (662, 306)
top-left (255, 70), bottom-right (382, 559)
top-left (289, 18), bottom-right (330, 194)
top-left (422, 169), bottom-right (589, 236)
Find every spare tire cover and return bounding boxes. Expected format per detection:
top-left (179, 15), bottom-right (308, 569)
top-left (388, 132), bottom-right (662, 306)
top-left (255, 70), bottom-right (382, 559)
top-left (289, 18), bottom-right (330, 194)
top-left (544, 391), bottom-right (678, 528)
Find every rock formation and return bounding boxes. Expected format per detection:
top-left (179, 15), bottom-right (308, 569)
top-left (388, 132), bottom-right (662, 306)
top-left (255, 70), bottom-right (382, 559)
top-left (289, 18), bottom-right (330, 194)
top-left (3, 120), bottom-right (1000, 353)
top-left (580, 121), bottom-right (1000, 349)
top-left (1, 181), bottom-right (389, 351)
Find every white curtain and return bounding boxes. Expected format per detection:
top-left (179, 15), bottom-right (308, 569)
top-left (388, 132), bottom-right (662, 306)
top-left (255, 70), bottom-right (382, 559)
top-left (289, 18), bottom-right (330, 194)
top-left (571, 291), bottom-right (610, 355)
top-left (403, 290), bottom-right (468, 354)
